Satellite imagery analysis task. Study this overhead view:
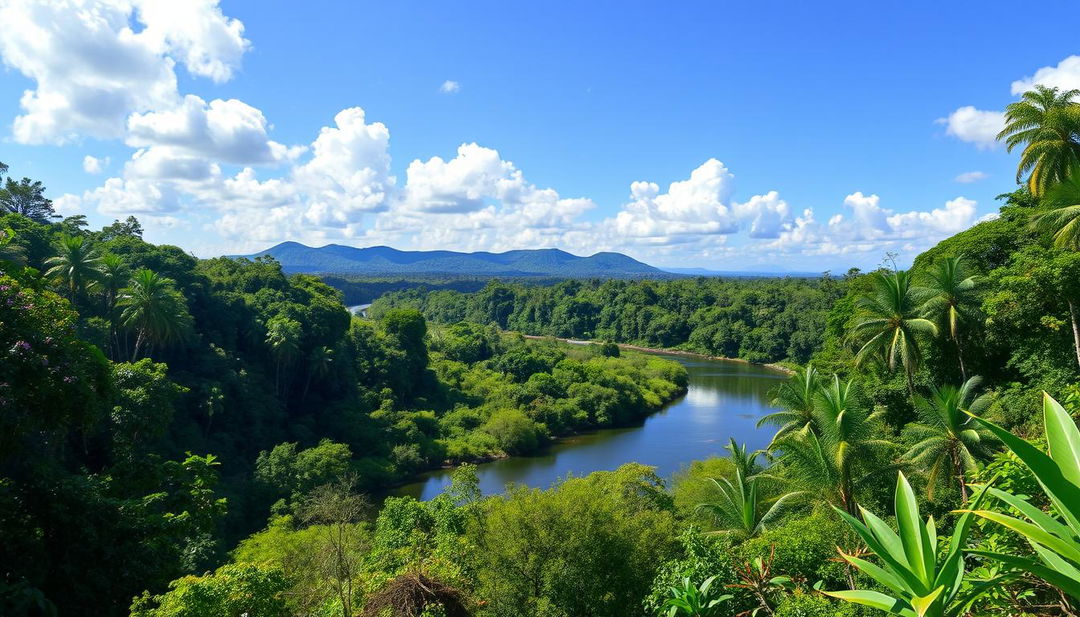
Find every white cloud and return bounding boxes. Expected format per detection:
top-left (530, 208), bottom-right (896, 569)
top-left (292, 107), bottom-right (395, 228)
top-left (1011, 55), bottom-right (1080, 95)
top-left (606, 159), bottom-right (740, 242)
top-left (0, 0), bottom-right (249, 144)
top-left (732, 191), bottom-right (790, 238)
top-left (763, 193), bottom-right (981, 262)
top-left (887, 196), bottom-right (977, 237)
top-left (954, 170), bottom-right (988, 183)
top-left (440, 80), bottom-right (461, 94)
top-left (82, 155), bottom-right (109, 174)
top-left (940, 106), bottom-right (1004, 149)
top-left (126, 95), bottom-right (302, 166)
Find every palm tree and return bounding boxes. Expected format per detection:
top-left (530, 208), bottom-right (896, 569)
top-left (758, 363), bottom-right (820, 443)
top-left (301, 345), bottom-right (334, 403)
top-left (98, 253), bottom-right (130, 359)
top-left (45, 235), bottom-right (103, 301)
top-left (902, 377), bottom-right (996, 502)
top-left (997, 84), bottom-right (1080, 197)
top-left (266, 315), bottom-right (302, 395)
top-left (1033, 170), bottom-right (1080, 250)
top-left (117, 269), bottom-right (192, 360)
top-left (98, 253), bottom-right (129, 312)
top-left (771, 376), bottom-right (890, 516)
top-left (917, 257), bottom-right (980, 380)
top-left (851, 270), bottom-right (938, 394)
top-left (696, 441), bottom-right (803, 539)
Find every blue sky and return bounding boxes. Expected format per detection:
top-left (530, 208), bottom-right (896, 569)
top-left (2, 0), bottom-right (1079, 271)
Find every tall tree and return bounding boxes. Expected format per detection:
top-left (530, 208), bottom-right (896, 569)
top-left (771, 376), bottom-right (890, 516)
top-left (266, 315), bottom-right (302, 395)
top-left (917, 257), bottom-right (980, 380)
top-left (851, 270), bottom-right (938, 394)
top-left (997, 84), bottom-right (1080, 197)
top-left (98, 253), bottom-right (130, 359)
top-left (902, 377), bottom-right (995, 502)
top-left (45, 235), bottom-right (103, 301)
top-left (0, 176), bottom-right (56, 223)
top-left (117, 269), bottom-right (192, 360)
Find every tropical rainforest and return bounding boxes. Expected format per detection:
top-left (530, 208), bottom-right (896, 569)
top-left (4, 85), bottom-right (1080, 617)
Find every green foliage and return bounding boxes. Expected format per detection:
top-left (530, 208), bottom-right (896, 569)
top-left (373, 275), bottom-right (847, 365)
top-left (694, 440), bottom-right (803, 539)
top-left (738, 509), bottom-right (851, 590)
top-left (646, 529), bottom-right (738, 615)
top-left (770, 375), bottom-right (892, 515)
top-left (129, 563), bottom-right (290, 617)
top-left (660, 576), bottom-right (732, 617)
top-left (471, 464), bottom-right (678, 617)
top-left (966, 394), bottom-right (1080, 601)
top-left (824, 473), bottom-right (985, 617)
top-left (774, 591), bottom-right (858, 617)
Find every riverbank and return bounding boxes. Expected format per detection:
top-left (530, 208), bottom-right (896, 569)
top-left (517, 333), bottom-right (795, 375)
top-left (393, 349), bottom-right (784, 499)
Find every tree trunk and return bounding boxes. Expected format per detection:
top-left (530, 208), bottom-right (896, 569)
top-left (1070, 300), bottom-right (1080, 370)
top-left (955, 336), bottom-right (967, 382)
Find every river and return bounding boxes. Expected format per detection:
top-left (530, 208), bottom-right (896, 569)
top-left (393, 353), bottom-right (788, 500)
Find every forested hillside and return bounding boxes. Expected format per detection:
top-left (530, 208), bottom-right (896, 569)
top-left (370, 275), bottom-right (849, 365)
top-left (0, 162), bottom-right (688, 616)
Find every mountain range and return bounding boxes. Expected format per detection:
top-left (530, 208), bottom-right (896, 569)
top-left (244, 242), bottom-right (670, 278)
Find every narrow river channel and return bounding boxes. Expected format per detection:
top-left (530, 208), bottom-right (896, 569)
top-left (393, 353), bottom-right (788, 500)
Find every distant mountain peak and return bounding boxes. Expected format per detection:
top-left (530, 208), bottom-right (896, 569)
top-left (242, 243), bottom-right (669, 278)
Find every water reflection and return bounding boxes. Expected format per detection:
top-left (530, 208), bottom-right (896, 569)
top-left (393, 354), bottom-right (786, 500)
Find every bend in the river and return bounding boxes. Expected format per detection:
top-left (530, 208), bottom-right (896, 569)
top-left (394, 353), bottom-right (786, 500)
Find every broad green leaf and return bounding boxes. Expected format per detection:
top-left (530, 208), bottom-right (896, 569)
top-left (894, 472), bottom-right (932, 584)
top-left (981, 486), bottom-right (1073, 541)
top-left (966, 509), bottom-right (1080, 565)
top-left (822, 590), bottom-right (916, 617)
top-left (972, 411), bottom-right (1080, 532)
top-left (838, 550), bottom-right (910, 596)
top-left (910, 586), bottom-right (944, 617)
top-left (835, 507), bottom-right (923, 592)
top-left (1043, 393), bottom-right (1080, 489)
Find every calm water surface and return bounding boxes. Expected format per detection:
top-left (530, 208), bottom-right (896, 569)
top-left (394, 354), bottom-right (787, 500)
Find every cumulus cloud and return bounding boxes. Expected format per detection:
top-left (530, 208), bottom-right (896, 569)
top-left (763, 193), bottom-right (981, 262)
top-left (127, 95), bottom-right (302, 166)
top-left (1011, 55), bottom-right (1080, 95)
top-left (940, 106), bottom-right (1004, 149)
top-left (82, 155), bottom-right (109, 174)
top-left (606, 159), bottom-right (740, 242)
top-left (440, 80), bottom-right (461, 94)
top-left (0, 0), bottom-right (248, 144)
top-left (954, 170), bottom-right (988, 183)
